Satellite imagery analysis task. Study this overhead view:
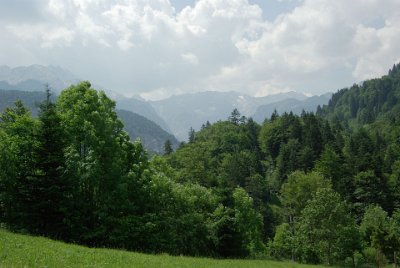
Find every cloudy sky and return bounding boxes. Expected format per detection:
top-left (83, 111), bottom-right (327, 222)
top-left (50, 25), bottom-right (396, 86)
top-left (1, 0), bottom-right (400, 100)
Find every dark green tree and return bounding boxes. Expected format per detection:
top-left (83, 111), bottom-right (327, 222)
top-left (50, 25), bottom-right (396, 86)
top-left (30, 87), bottom-right (70, 238)
top-left (164, 139), bottom-right (173, 155)
top-left (229, 108), bottom-right (241, 125)
top-left (188, 127), bottom-right (195, 143)
top-left (0, 100), bottom-right (39, 231)
top-left (353, 170), bottom-right (390, 220)
top-left (315, 145), bottom-right (353, 199)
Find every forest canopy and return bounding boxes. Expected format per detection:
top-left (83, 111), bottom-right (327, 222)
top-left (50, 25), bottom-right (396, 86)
top-left (1, 64), bottom-right (400, 266)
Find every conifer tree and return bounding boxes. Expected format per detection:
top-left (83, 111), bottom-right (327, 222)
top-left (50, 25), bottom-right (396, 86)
top-left (32, 87), bottom-right (69, 237)
top-left (164, 139), bottom-right (173, 155)
top-left (188, 127), bottom-right (195, 143)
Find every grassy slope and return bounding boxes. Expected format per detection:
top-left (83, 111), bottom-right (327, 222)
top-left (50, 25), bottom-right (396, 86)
top-left (0, 229), bottom-right (323, 268)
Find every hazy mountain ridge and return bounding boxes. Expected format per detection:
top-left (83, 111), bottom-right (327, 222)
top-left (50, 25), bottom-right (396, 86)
top-left (0, 65), bottom-right (332, 141)
top-left (0, 65), bottom-right (167, 127)
top-left (0, 65), bottom-right (79, 92)
top-left (253, 93), bottom-right (332, 123)
top-left (0, 79), bottom-right (50, 93)
top-left (0, 89), bottom-right (176, 154)
top-left (0, 65), bottom-right (125, 100)
top-left (149, 91), bottom-right (314, 140)
top-left (116, 109), bottom-right (179, 153)
top-left (116, 97), bottom-right (171, 133)
top-left (0, 89), bottom-right (50, 116)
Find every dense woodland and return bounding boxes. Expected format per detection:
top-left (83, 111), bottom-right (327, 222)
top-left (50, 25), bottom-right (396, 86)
top-left (1, 64), bottom-right (400, 267)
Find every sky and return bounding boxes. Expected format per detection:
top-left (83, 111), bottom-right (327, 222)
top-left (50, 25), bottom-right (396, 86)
top-left (1, 0), bottom-right (400, 100)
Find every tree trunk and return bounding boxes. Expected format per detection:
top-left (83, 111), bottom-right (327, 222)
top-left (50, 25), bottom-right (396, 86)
top-left (289, 214), bottom-right (295, 262)
top-left (376, 248), bottom-right (382, 268)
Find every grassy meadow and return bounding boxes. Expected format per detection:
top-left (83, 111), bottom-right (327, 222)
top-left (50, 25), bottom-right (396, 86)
top-left (0, 228), bottom-right (324, 268)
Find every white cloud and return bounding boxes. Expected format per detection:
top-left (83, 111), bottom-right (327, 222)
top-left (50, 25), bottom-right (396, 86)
top-left (211, 0), bottom-right (400, 95)
top-left (6, 24), bottom-right (75, 48)
top-left (1, 0), bottom-right (400, 98)
top-left (140, 87), bottom-right (185, 101)
top-left (181, 53), bottom-right (199, 65)
top-left (47, 0), bottom-right (67, 19)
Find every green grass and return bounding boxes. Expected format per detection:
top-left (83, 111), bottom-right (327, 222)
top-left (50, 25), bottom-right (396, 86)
top-left (0, 229), bottom-right (324, 268)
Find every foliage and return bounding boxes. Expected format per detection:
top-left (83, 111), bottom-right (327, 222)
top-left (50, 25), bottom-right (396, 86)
top-left (0, 100), bottom-right (40, 231)
top-left (268, 223), bottom-right (294, 260)
top-left (296, 188), bottom-right (360, 265)
top-left (280, 171), bottom-right (331, 225)
top-left (360, 205), bottom-right (391, 267)
top-left (1, 62), bottom-right (400, 265)
top-left (0, 82), bottom-right (221, 257)
top-left (164, 139), bottom-right (173, 155)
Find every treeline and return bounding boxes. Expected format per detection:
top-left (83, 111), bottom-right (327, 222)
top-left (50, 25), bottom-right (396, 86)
top-left (1, 64), bottom-right (400, 266)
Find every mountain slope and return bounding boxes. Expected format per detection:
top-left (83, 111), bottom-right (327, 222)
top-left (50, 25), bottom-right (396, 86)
top-left (0, 65), bottom-right (78, 92)
top-left (0, 89), bottom-right (177, 154)
top-left (0, 79), bottom-right (48, 92)
top-left (317, 63), bottom-right (400, 127)
top-left (253, 93), bottom-right (332, 123)
top-left (0, 65), bottom-right (122, 99)
top-left (0, 65), bottom-right (168, 130)
top-left (116, 97), bottom-right (171, 133)
top-left (0, 89), bottom-right (48, 116)
top-left (116, 109), bottom-right (179, 153)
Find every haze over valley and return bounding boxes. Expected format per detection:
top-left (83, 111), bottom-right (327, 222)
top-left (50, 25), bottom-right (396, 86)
top-left (0, 64), bottom-right (332, 141)
top-left (1, 1), bottom-right (400, 267)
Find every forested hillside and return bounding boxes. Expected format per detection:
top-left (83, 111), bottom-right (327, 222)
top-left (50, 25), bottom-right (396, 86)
top-left (116, 109), bottom-right (179, 153)
top-left (253, 93), bottom-right (331, 123)
top-left (0, 89), bottom-right (50, 116)
top-left (317, 63), bottom-right (400, 126)
top-left (1, 64), bottom-right (400, 267)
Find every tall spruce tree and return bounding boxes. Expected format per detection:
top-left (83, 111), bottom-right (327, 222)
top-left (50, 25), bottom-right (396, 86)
top-left (32, 87), bottom-right (69, 238)
top-left (164, 139), bottom-right (173, 155)
top-left (188, 127), bottom-right (195, 143)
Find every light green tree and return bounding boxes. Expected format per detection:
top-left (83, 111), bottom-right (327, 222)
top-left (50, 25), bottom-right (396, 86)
top-left (233, 187), bottom-right (266, 257)
top-left (360, 205), bottom-right (389, 268)
top-left (297, 187), bottom-right (360, 265)
top-left (280, 171), bottom-right (331, 224)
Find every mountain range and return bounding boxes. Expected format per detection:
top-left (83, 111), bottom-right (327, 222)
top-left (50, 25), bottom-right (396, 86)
top-left (150, 90), bottom-right (324, 140)
top-left (0, 64), bottom-right (332, 141)
top-left (0, 65), bottom-right (78, 92)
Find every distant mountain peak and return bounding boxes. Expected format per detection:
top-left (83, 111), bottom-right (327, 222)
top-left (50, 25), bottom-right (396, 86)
top-left (0, 64), bottom-right (122, 99)
top-left (0, 64), bottom-right (78, 90)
